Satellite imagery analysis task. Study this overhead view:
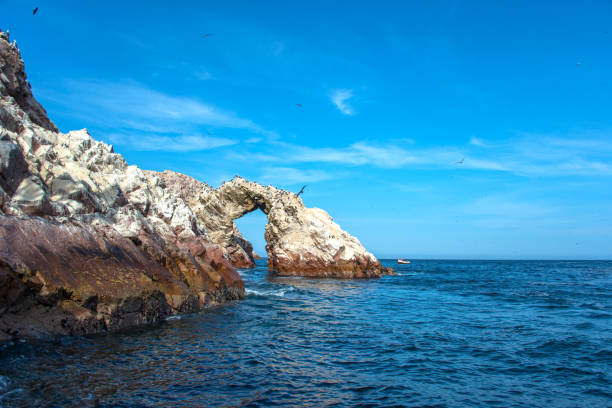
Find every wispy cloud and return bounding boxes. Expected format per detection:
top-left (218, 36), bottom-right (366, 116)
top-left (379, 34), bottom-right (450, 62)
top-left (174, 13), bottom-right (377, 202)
top-left (193, 70), bottom-right (214, 81)
top-left (78, 81), bottom-right (263, 131)
top-left (469, 136), bottom-right (488, 147)
top-left (231, 141), bottom-right (502, 170)
top-left (330, 89), bottom-right (356, 115)
top-left (107, 133), bottom-right (236, 152)
top-left (229, 134), bottom-right (612, 177)
top-left (269, 41), bottom-right (285, 56)
top-left (258, 167), bottom-right (339, 185)
top-left (40, 79), bottom-right (273, 151)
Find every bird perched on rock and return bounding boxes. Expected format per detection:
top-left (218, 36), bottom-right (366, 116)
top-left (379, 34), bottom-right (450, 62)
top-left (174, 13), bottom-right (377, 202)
top-left (32, 7), bottom-right (39, 15)
top-left (296, 185), bottom-right (307, 196)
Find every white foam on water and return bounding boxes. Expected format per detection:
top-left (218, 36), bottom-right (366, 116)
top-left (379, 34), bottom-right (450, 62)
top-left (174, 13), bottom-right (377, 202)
top-left (165, 315), bottom-right (183, 321)
top-left (245, 286), bottom-right (296, 297)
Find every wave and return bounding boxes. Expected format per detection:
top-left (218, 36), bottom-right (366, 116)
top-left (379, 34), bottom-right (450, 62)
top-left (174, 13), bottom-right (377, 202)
top-left (245, 286), bottom-right (296, 298)
top-left (0, 388), bottom-right (23, 402)
top-left (0, 376), bottom-right (8, 392)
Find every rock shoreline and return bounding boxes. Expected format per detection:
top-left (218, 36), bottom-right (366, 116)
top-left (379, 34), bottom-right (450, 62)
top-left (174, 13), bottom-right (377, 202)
top-left (0, 30), bottom-right (391, 341)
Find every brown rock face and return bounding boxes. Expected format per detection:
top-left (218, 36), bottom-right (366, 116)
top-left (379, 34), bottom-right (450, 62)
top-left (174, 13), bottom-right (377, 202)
top-left (0, 216), bottom-right (241, 339)
top-left (268, 253), bottom-right (394, 279)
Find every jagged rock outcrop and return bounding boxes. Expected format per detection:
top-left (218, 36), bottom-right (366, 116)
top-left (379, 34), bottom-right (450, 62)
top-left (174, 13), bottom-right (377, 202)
top-left (0, 31), bottom-right (242, 341)
top-left (209, 178), bottom-right (392, 278)
top-left (158, 172), bottom-right (392, 278)
top-left (0, 29), bottom-right (391, 340)
top-left (153, 170), bottom-right (258, 268)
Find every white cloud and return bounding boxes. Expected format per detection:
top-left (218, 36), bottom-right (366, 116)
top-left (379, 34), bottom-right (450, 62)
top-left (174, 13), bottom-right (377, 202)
top-left (107, 133), bottom-right (236, 152)
top-left (330, 89), bottom-right (356, 115)
top-left (277, 142), bottom-right (421, 167)
top-left (469, 136), bottom-right (487, 147)
top-left (228, 134), bottom-right (612, 177)
top-left (82, 82), bottom-right (259, 131)
top-left (39, 78), bottom-right (612, 177)
top-left (229, 140), bottom-right (499, 170)
top-left (258, 167), bottom-right (338, 185)
top-left (39, 79), bottom-right (274, 152)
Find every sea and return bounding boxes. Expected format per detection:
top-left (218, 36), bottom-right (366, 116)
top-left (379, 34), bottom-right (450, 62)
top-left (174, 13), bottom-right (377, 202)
top-left (0, 259), bottom-right (611, 407)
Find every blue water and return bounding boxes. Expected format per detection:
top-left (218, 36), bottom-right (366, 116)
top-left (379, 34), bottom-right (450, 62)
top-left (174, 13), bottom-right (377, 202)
top-left (1, 260), bottom-right (611, 407)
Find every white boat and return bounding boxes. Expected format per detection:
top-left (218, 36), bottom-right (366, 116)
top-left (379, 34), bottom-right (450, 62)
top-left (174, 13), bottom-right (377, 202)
top-left (397, 258), bottom-right (411, 264)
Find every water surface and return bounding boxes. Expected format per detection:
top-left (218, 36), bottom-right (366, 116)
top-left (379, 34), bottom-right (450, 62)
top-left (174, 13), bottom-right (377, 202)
top-left (1, 260), bottom-right (611, 407)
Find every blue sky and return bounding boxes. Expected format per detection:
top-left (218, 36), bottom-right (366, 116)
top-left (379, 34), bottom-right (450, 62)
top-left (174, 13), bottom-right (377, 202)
top-left (3, 0), bottom-right (612, 259)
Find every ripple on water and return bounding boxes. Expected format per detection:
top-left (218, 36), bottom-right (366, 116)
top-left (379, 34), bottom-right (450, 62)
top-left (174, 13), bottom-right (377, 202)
top-left (0, 260), bottom-right (611, 407)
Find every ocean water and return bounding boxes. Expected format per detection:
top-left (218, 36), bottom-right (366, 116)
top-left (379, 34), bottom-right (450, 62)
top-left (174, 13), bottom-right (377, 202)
top-left (1, 259), bottom-right (611, 407)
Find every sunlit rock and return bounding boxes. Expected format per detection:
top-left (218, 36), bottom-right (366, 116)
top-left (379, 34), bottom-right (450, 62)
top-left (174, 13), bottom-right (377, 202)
top-left (0, 30), bottom-right (242, 340)
top-left (158, 172), bottom-right (393, 278)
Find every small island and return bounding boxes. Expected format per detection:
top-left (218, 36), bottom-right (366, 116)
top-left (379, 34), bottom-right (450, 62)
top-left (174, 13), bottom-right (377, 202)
top-left (0, 30), bottom-right (391, 341)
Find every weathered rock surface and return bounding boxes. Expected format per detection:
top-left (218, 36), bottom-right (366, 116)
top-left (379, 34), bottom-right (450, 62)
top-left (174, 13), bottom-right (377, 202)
top-left (0, 29), bottom-right (390, 340)
top-left (153, 170), bottom-right (258, 268)
top-left (158, 172), bottom-right (393, 278)
top-left (0, 31), bottom-right (242, 341)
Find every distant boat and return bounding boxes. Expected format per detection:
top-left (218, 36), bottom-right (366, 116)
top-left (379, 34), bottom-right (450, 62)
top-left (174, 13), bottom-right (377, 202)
top-left (397, 259), bottom-right (411, 264)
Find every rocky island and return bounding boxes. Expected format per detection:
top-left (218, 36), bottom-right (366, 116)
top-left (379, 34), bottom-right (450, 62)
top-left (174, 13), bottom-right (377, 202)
top-left (0, 30), bottom-right (391, 341)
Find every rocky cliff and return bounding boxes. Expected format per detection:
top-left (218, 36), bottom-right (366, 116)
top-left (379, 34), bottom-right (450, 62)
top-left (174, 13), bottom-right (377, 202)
top-left (166, 174), bottom-right (391, 278)
top-left (0, 31), bottom-right (242, 340)
top-left (0, 30), bottom-right (390, 340)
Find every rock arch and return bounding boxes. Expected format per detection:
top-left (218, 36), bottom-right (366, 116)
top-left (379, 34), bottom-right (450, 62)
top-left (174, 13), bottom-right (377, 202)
top-left (157, 173), bottom-right (392, 278)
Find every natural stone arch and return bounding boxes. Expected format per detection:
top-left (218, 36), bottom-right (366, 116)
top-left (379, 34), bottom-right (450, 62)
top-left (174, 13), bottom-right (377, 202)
top-left (157, 172), bottom-right (391, 278)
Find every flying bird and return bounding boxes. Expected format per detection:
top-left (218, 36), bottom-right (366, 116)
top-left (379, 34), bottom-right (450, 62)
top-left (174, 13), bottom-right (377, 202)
top-left (296, 103), bottom-right (303, 107)
top-left (296, 185), bottom-right (307, 196)
top-left (576, 61), bottom-right (582, 67)
top-left (456, 158), bottom-right (464, 164)
top-left (202, 33), bottom-right (213, 38)
top-left (32, 7), bottom-right (38, 15)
